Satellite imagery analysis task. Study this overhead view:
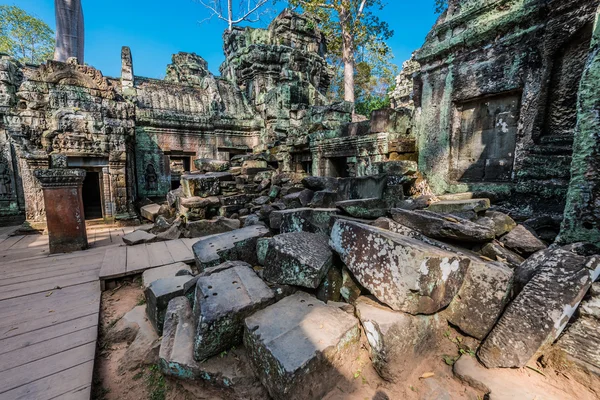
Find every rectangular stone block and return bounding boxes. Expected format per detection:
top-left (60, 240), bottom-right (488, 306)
top-left (145, 275), bottom-right (196, 334)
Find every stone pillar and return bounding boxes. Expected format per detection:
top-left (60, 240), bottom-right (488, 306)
top-left (558, 6), bottom-right (600, 245)
top-left (34, 167), bottom-right (87, 254)
top-left (54, 0), bottom-right (84, 63)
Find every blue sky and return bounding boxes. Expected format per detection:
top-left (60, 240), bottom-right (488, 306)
top-left (10, 0), bottom-right (440, 79)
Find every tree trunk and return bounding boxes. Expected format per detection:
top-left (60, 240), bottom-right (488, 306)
top-left (339, 5), bottom-right (355, 104)
top-left (228, 0), bottom-right (233, 32)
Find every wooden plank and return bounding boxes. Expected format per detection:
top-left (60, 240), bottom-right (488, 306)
top-left (0, 360), bottom-right (93, 400)
top-left (0, 236), bottom-right (25, 252)
top-left (146, 241), bottom-right (174, 268)
top-left (126, 244), bottom-right (150, 273)
top-left (0, 268), bottom-right (100, 301)
top-left (0, 341), bottom-right (96, 394)
top-left (0, 261), bottom-right (99, 288)
top-left (0, 326), bottom-right (97, 372)
top-left (0, 314), bottom-right (97, 356)
top-left (9, 235), bottom-right (41, 250)
top-left (165, 239), bottom-right (194, 263)
top-left (98, 246), bottom-right (126, 280)
top-left (0, 246), bottom-right (108, 272)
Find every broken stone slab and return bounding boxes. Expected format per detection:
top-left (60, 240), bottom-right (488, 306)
top-left (330, 219), bottom-right (470, 314)
top-left (156, 223), bottom-right (182, 241)
top-left (142, 262), bottom-right (193, 289)
top-left (192, 225), bottom-right (271, 271)
top-left (445, 259), bottom-right (513, 340)
top-left (244, 292), bottom-right (361, 400)
top-left (499, 224), bottom-right (547, 256)
top-left (272, 207), bottom-right (338, 235)
top-left (478, 247), bottom-right (600, 368)
top-left (193, 261), bottom-right (275, 361)
top-left (481, 241), bottom-right (525, 268)
top-left (557, 282), bottom-right (600, 374)
top-left (179, 196), bottom-right (220, 210)
top-left (340, 266), bottom-right (365, 303)
top-left (335, 198), bottom-right (388, 219)
top-left (316, 265), bottom-right (343, 303)
top-left (484, 210), bottom-right (517, 237)
top-left (426, 198), bottom-right (490, 214)
top-left (181, 172), bottom-right (233, 197)
top-left (260, 232), bottom-right (333, 289)
top-left (453, 355), bottom-right (567, 400)
top-left (309, 190), bottom-right (339, 208)
top-left (194, 158), bottom-right (230, 172)
top-left (390, 209), bottom-right (496, 243)
top-left (355, 296), bottom-right (442, 382)
top-left (145, 275), bottom-right (196, 334)
top-left (373, 160), bottom-right (418, 176)
top-left (337, 175), bottom-right (387, 201)
top-left (122, 230), bottom-right (157, 245)
top-left (282, 189), bottom-right (314, 208)
top-left (183, 217), bottom-right (240, 239)
top-left (159, 297), bottom-right (269, 397)
top-left (372, 217), bottom-right (456, 252)
top-left (301, 176), bottom-right (339, 192)
top-left (141, 203), bottom-right (161, 222)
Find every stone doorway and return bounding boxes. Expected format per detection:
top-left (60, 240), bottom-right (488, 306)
top-left (82, 170), bottom-right (103, 220)
top-left (327, 157), bottom-right (350, 178)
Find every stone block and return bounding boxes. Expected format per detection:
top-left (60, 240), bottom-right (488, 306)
top-left (484, 210), bottom-right (517, 237)
top-left (261, 232), bottom-right (333, 289)
top-left (337, 175), bottom-right (387, 201)
top-left (481, 241), bottom-right (525, 268)
top-left (142, 262), bottom-right (192, 289)
top-left (356, 296), bottom-right (442, 382)
top-left (244, 292), bottom-right (361, 400)
top-left (282, 189), bottom-right (314, 208)
top-left (335, 198), bottom-right (388, 219)
top-left (183, 217), bottom-right (240, 239)
top-left (426, 199), bottom-right (491, 214)
top-left (145, 275), bottom-right (196, 334)
top-left (193, 261), bottom-right (275, 360)
top-left (194, 158), bottom-right (230, 172)
top-left (309, 190), bottom-right (338, 208)
top-left (499, 224), bottom-right (547, 256)
top-left (192, 225), bottom-right (271, 270)
top-left (181, 173), bottom-right (232, 197)
top-left (273, 207), bottom-right (338, 235)
top-left (141, 203), bottom-right (161, 222)
top-left (330, 219), bottom-right (470, 314)
top-left (316, 265), bottom-right (343, 303)
top-left (301, 176), bottom-right (339, 191)
top-left (122, 230), bottom-right (157, 245)
top-left (390, 209), bottom-right (496, 243)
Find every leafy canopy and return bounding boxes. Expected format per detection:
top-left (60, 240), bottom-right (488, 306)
top-left (0, 5), bottom-right (54, 65)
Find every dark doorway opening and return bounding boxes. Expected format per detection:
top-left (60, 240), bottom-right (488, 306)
top-left (328, 157), bottom-right (350, 178)
top-left (82, 171), bottom-right (103, 220)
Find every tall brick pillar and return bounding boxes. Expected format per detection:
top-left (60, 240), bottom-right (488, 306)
top-left (34, 167), bottom-right (88, 254)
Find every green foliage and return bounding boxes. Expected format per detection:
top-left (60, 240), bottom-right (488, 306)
top-left (354, 94), bottom-right (391, 117)
top-left (435, 0), bottom-right (448, 14)
top-left (0, 5), bottom-right (54, 65)
top-left (146, 365), bottom-right (167, 400)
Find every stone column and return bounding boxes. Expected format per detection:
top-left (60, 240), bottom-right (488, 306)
top-left (54, 0), bottom-right (84, 63)
top-left (558, 6), bottom-right (600, 245)
top-left (34, 167), bottom-right (88, 254)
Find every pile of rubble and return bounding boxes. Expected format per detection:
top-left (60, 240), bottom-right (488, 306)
top-left (131, 167), bottom-right (600, 399)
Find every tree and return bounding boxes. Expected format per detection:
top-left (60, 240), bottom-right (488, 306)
top-left (0, 5), bottom-right (54, 65)
top-left (198, 0), bottom-right (271, 32)
top-left (287, 0), bottom-right (393, 104)
top-left (435, 0), bottom-right (448, 14)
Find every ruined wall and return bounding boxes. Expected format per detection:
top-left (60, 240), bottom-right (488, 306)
top-left (411, 0), bottom-right (599, 215)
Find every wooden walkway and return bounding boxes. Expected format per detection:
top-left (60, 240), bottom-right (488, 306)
top-left (0, 225), bottom-right (133, 400)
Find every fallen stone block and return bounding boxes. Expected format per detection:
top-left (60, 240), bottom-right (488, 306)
top-left (282, 189), bottom-right (314, 208)
top-left (159, 297), bottom-right (269, 397)
top-left (445, 259), bottom-right (513, 340)
top-left (335, 198), bottom-right (388, 219)
top-left (301, 176), bottom-right (339, 191)
top-left (192, 225), bottom-right (270, 271)
top-left (337, 175), bottom-right (387, 201)
top-left (356, 296), bottom-right (441, 382)
top-left (316, 265), bottom-right (343, 303)
top-left (145, 275), bottom-right (196, 334)
top-left (273, 207), bottom-right (338, 235)
top-left (481, 241), bottom-right (525, 268)
top-left (340, 266), bottom-right (365, 303)
top-left (142, 262), bottom-right (193, 289)
top-left (427, 199), bottom-right (490, 214)
top-left (478, 248), bottom-right (600, 368)
top-left (181, 172), bottom-right (233, 197)
top-left (330, 219), bottom-right (470, 314)
top-left (141, 203), bottom-right (161, 222)
top-left (244, 292), bottom-right (361, 400)
top-left (194, 158), bottom-right (230, 172)
top-left (193, 261), bottom-right (275, 361)
top-left (484, 210), bottom-right (517, 237)
top-left (183, 217), bottom-right (240, 239)
top-left (261, 232), bottom-right (333, 289)
top-left (309, 190), bottom-right (339, 208)
top-left (390, 209), bottom-right (496, 243)
top-left (122, 230), bottom-right (157, 245)
top-left (499, 224), bottom-right (547, 256)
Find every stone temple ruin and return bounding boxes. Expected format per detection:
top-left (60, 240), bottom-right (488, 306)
top-left (1, 1), bottom-right (600, 399)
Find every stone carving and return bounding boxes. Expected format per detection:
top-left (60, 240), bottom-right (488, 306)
top-left (0, 160), bottom-right (12, 199)
top-left (145, 163), bottom-right (158, 192)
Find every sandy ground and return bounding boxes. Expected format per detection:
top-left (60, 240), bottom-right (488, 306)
top-left (92, 280), bottom-right (600, 400)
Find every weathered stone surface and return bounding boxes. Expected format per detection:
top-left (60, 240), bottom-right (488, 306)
top-left (183, 217), bottom-right (240, 238)
top-left (499, 224), bottom-right (547, 256)
top-left (335, 198), bottom-right (388, 219)
top-left (478, 248), bottom-right (600, 368)
top-left (484, 211), bottom-right (517, 237)
top-left (141, 203), bottom-right (161, 222)
top-left (427, 199), bottom-right (490, 214)
top-left (337, 175), bottom-right (388, 201)
top-left (356, 296), bottom-right (442, 382)
top-left (244, 292), bottom-right (361, 400)
top-left (273, 207), bottom-right (338, 235)
top-left (309, 190), bottom-right (338, 208)
top-left (481, 241), bottom-right (525, 268)
top-left (282, 189), bottom-right (314, 208)
top-left (330, 220), bottom-right (470, 314)
top-left (261, 232), bottom-right (333, 289)
top-left (194, 158), bottom-right (231, 172)
top-left (145, 275), bottom-right (195, 334)
top-left (390, 209), bottom-right (496, 243)
top-left (122, 230), bottom-right (157, 245)
top-left (340, 266), bottom-right (364, 304)
top-left (192, 225), bottom-right (270, 270)
top-left (142, 262), bottom-right (192, 289)
top-left (445, 260), bottom-right (513, 340)
top-left (316, 265), bottom-right (343, 303)
top-left (301, 176), bottom-right (339, 191)
top-left (181, 173), bottom-right (232, 197)
top-left (193, 261), bottom-right (275, 361)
